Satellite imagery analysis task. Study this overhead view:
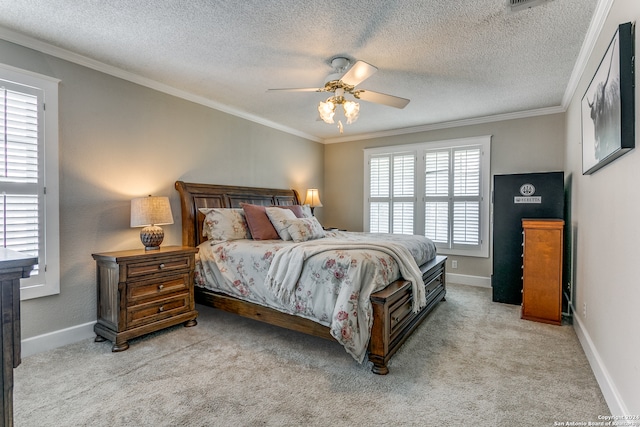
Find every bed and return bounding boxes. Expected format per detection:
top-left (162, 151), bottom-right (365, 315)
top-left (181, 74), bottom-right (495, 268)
top-left (175, 181), bottom-right (447, 374)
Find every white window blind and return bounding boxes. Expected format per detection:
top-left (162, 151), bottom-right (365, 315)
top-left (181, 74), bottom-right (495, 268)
top-left (425, 146), bottom-right (482, 249)
top-left (0, 85), bottom-right (41, 275)
top-left (369, 156), bottom-right (390, 233)
top-left (1, 64), bottom-right (60, 300)
top-left (367, 152), bottom-right (415, 235)
top-left (425, 150), bottom-right (450, 244)
top-left (365, 136), bottom-right (490, 258)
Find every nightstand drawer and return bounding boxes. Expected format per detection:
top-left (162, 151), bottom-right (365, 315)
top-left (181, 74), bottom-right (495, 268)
top-left (127, 274), bottom-right (190, 303)
top-left (127, 293), bottom-right (190, 329)
top-left (126, 255), bottom-right (192, 278)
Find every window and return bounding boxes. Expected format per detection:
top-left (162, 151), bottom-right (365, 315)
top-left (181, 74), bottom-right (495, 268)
top-left (0, 63), bottom-right (60, 299)
top-left (364, 136), bottom-right (491, 257)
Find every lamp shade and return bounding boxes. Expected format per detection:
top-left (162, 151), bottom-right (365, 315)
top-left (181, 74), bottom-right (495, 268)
top-left (130, 196), bottom-right (174, 227)
top-left (130, 196), bottom-right (174, 250)
top-left (304, 189), bottom-right (323, 208)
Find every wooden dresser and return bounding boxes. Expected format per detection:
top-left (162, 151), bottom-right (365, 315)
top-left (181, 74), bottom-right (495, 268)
top-left (92, 246), bottom-right (198, 351)
top-left (521, 219), bottom-right (564, 325)
top-left (0, 249), bottom-right (37, 427)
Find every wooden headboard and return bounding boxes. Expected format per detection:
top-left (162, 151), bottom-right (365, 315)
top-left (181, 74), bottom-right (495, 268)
top-left (175, 181), bottom-right (301, 247)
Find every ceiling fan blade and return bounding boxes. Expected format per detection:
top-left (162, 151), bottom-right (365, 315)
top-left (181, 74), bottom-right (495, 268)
top-left (355, 90), bottom-right (410, 109)
top-left (341, 60), bottom-right (377, 86)
top-left (267, 88), bottom-right (322, 92)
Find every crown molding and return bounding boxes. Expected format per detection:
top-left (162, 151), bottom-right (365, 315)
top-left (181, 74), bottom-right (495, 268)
top-left (0, 26), bottom-right (322, 143)
top-left (321, 105), bottom-right (565, 144)
top-left (560, 0), bottom-right (614, 108)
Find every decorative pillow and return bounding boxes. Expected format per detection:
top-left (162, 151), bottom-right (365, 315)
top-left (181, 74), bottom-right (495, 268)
top-left (283, 217), bottom-right (326, 242)
top-left (277, 204), bottom-right (304, 218)
top-left (241, 203), bottom-right (279, 240)
top-left (265, 207), bottom-right (297, 240)
top-left (300, 204), bottom-right (313, 218)
top-left (198, 208), bottom-right (251, 241)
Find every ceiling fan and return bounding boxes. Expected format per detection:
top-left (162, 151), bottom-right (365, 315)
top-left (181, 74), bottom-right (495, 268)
top-left (268, 57), bottom-right (410, 133)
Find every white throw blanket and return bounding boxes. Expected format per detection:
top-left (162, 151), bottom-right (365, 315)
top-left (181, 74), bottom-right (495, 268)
top-left (265, 239), bottom-right (426, 313)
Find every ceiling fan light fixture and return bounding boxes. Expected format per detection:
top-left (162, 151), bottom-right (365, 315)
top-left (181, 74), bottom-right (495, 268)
top-left (343, 100), bottom-right (359, 124)
top-left (269, 58), bottom-right (409, 134)
top-left (318, 99), bottom-right (336, 123)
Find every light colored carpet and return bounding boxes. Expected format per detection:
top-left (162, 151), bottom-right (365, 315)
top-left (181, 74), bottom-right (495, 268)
top-left (14, 284), bottom-right (609, 426)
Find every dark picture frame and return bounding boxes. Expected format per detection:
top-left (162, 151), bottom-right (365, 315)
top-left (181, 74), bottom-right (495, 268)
top-left (581, 22), bottom-right (635, 175)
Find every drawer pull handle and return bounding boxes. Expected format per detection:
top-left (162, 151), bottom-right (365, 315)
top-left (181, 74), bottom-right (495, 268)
top-left (158, 284), bottom-right (164, 290)
top-left (392, 316), bottom-right (400, 323)
top-left (158, 306), bottom-right (164, 313)
top-left (159, 263), bottom-right (165, 270)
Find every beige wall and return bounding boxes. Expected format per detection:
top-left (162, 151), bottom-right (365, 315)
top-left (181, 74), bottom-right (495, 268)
top-left (323, 113), bottom-right (566, 278)
top-left (0, 40), bottom-right (323, 339)
top-left (564, 0), bottom-right (640, 414)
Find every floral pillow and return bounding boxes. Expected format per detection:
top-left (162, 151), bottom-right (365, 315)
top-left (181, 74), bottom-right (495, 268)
top-left (265, 207), bottom-right (297, 240)
top-left (199, 208), bottom-right (251, 241)
top-left (283, 217), bottom-right (326, 242)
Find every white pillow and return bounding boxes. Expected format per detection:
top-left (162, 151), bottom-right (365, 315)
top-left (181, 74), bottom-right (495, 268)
top-left (283, 217), bottom-right (326, 242)
top-left (300, 204), bottom-right (313, 218)
top-left (265, 207), bottom-right (297, 240)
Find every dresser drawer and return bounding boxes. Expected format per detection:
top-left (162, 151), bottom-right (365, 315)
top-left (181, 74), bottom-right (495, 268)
top-left (424, 273), bottom-right (444, 304)
top-left (127, 293), bottom-right (190, 329)
top-left (389, 293), bottom-right (413, 339)
top-left (127, 274), bottom-right (190, 304)
top-left (388, 271), bottom-right (445, 340)
top-left (126, 255), bottom-right (192, 279)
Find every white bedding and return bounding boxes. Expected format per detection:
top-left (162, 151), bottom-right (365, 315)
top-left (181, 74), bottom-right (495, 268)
top-left (195, 230), bottom-right (437, 363)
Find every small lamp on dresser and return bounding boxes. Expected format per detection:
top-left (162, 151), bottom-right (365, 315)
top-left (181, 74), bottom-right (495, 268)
top-left (130, 195), bottom-right (174, 250)
top-left (304, 188), bottom-right (323, 216)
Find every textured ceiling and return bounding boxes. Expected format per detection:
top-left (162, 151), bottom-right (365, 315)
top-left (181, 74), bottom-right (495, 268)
top-left (0, 0), bottom-right (599, 142)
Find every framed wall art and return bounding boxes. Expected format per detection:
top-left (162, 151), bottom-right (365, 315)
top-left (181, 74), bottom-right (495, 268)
top-left (581, 22), bottom-right (635, 175)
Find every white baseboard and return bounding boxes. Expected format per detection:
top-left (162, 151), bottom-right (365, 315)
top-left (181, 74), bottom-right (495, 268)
top-left (447, 273), bottom-right (491, 288)
top-left (21, 321), bottom-right (96, 358)
top-left (572, 310), bottom-right (627, 415)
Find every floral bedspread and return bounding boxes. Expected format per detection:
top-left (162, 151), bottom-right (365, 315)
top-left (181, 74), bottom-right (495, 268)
top-left (194, 231), bottom-right (436, 363)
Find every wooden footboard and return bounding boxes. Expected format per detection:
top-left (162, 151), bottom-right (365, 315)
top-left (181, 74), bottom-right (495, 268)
top-left (368, 255), bottom-right (447, 374)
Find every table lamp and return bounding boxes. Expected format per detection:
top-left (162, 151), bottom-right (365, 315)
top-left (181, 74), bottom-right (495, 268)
top-left (304, 189), bottom-right (323, 216)
top-left (130, 195), bottom-right (174, 250)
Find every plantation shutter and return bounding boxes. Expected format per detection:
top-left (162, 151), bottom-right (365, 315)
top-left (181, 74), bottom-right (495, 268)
top-left (0, 82), bottom-right (43, 278)
top-left (368, 152), bottom-right (415, 234)
top-left (369, 155), bottom-right (390, 233)
top-left (452, 147), bottom-right (481, 247)
top-left (424, 150), bottom-right (450, 244)
top-left (392, 154), bottom-right (414, 235)
top-left (425, 146), bottom-right (482, 250)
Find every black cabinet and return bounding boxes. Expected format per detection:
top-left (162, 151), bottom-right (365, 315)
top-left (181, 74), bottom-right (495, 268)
top-left (492, 172), bottom-right (564, 305)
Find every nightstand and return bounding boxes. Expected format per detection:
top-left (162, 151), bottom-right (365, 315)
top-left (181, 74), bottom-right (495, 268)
top-left (92, 246), bottom-right (199, 351)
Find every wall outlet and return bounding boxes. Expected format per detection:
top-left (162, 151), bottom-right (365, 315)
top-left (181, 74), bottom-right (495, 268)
top-left (583, 302), bottom-right (587, 318)
top-left (452, 260), bottom-right (458, 269)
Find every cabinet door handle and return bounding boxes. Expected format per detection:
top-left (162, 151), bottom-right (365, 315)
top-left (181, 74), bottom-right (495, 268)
top-left (159, 263), bottom-right (165, 270)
